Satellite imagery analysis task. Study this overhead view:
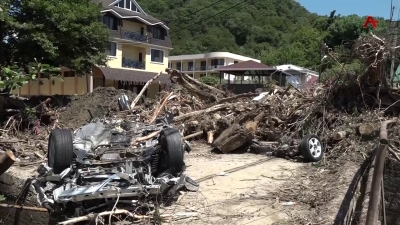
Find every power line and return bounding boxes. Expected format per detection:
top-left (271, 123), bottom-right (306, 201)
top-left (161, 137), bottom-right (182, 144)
top-left (144, 0), bottom-right (259, 43)
top-left (166, 0), bottom-right (227, 24)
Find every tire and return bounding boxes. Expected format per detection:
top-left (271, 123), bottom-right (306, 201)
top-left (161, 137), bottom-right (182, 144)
top-left (48, 129), bottom-right (74, 174)
top-left (300, 134), bottom-right (324, 162)
top-left (158, 128), bottom-right (184, 175)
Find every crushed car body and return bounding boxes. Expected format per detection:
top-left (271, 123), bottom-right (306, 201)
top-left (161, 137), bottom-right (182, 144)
top-left (30, 104), bottom-right (198, 223)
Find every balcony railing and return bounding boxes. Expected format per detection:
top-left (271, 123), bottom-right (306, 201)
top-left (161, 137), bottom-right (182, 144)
top-left (171, 65), bottom-right (225, 71)
top-left (122, 58), bottom-right (145, 70)
top-left (209, 65), bottom-right (224, 69)
top-left (123, 31), bottom-right (148, 43)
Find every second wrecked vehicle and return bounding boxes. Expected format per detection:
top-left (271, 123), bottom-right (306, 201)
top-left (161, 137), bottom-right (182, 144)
top-left (31, 110), bottom-right (198, 224)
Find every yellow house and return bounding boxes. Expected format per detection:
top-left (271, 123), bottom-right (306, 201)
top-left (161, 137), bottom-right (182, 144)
top-left (13, 0), bottom-right (172, 98)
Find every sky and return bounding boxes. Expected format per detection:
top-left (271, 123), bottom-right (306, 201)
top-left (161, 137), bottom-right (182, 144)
top-left (297, 0), bottom-right (393, 19)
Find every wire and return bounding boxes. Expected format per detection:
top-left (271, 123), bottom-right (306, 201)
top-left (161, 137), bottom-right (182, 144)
top-left (144, 0), bottom-right (258, 43)
top-left (165, 0), bottom-right (227, 24)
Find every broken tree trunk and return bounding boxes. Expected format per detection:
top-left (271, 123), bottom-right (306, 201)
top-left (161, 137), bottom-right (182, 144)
top-left (0, 150), bottom-right (16, 176)
top-left (217, 93), bottom-right (259, 104)
top-left (213, 123), bottom-right (253, 153)
top-left (148, 92), bottom-right (173, 124)
top-left (130, 72), bottom-right (162, 109)
top-left (213, 111), bottom-right (265, 153)
top-left (166, 69), bottom-right (225, 95)
top-left (165, 69), bottom-right (221, 102)
top-left (173, 104), bottom-right (232, 122)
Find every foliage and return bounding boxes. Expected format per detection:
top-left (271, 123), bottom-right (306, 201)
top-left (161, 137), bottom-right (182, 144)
top-left (0, 195), bottom-right (5, 202)
top-left (137, 0), bottom-right (390, 71)
top-left (0, 0), bottom-right (110, 75)
top-left (198, 75), bottom-right (220, 85)
top-left (0, 62), bottom-right (60, 92)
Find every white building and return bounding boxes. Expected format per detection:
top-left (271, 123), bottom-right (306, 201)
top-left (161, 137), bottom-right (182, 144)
top-left (168, 52), bottom-right (260, 80)
top-left (276, 64), bottom-right (319, 88)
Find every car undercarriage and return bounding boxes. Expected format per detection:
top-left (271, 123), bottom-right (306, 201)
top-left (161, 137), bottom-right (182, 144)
top-left (31, 113), bottom-right (198, 224)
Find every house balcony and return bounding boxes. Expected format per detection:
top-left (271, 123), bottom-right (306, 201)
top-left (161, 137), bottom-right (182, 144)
top-left (122, 57), bottom-right (145, 70)
top-left (111, 29), bottom-right (148, 43)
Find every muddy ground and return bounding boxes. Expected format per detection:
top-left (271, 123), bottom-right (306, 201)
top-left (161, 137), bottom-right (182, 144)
top-left (58, 87), bottom-right (138, 128)
top-left (0, 141), bottom-right (362, 225)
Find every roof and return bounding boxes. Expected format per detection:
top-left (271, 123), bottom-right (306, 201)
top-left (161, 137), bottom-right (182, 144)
top-left (95, 66), bottom-right (171, 85)
top-left (214, 60), bottom-right (275, 71)
top-left (169, 52), bottom-right (260, 62)
top-left (93, 0), bottom-right (169, 29)
top-left (276, 64), bottom-right (319, 76)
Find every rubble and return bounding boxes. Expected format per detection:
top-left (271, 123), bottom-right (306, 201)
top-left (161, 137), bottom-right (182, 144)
top-left (1, 32), bottom-right (400, 224)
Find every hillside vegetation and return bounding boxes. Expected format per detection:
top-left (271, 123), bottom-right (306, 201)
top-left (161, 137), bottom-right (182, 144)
top-left (137, 0), bottom-right (388, 75)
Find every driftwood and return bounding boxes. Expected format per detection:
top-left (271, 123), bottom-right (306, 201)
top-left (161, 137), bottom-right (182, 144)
top-left (0, 150), bottom-right (16, 176)
top-left (130, 72), bottom-right (162, 109)
top-left (213, 111), bottom-right (265, 153)
top-left (213, 123), bottom-right (253, 153)
top-left (133, 130), bottom-right (161, 145)
top-left (174, 104), bottom-right (232, 122)
top-left (217, 93), bottom-right (259, 104)
top-left (0, 204), bottom-right (47, 212)
top-left (148, 92), bottom-right (174, 124)
top-left (183, 131), bottom-right (203, 140)
top-left (333, 129), bottom-right (353, 141)
top-left (165, 69), bottom-right (221, 102)
top-left (58, 209), bottom-right (198, 224)
top-left (358, 124), bottom-right (377, 136)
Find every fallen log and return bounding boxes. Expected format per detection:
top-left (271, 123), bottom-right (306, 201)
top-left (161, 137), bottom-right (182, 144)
top-left (333, 129), bottom-right (353, 141)
top-left (213, 111), bottom-right (265, 153)
top-left (217, 93), bottom-right (259, 104)
top-left (130, 72), bottom-right (162, 109)
top-left (148, 92), bottom-right (173, 124)
top-left (213, 123), bottom-right (253, 153)
top-left (173, 103), bottom-right (232, 122)
top-left (0, 150), bottom-right (16, 176)
top-left (166, 69), bottom-right (225, 95)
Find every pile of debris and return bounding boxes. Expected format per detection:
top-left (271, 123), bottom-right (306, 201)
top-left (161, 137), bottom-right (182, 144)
top-left (1, 32), bottom-right (400, 224)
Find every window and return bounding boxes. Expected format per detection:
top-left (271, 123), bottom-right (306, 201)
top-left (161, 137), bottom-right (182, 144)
top-left (113, 0), bottom-right (139, 12)
top-left (151, 49), bottom-right (164, 63)
top-left (102, 15), bottom-right (117, 30)
top-left (188, 62), bottom-right (194, 70)
top-left (125, 0), bottom-right (130, 9)
top-left (211, 59), bottom-right (224, 66)
top-left (234, 61), bottom-right (238, 64)
top-left (106, 42), bottom-right (117, 56)
top-left (176, 62), bottom-right (181, 70)
top-left (64, 71), bottom-right (76, 77)
top-left (152, 27), bottom-right (165, 40)
top-left (200, 61), bottom-right (206, 70)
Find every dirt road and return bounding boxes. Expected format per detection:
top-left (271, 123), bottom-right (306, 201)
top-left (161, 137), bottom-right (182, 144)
top-left (161, 143), bottom-right (302, 224)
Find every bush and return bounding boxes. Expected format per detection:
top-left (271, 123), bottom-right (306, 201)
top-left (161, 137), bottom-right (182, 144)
top-left (198, 75), bottom-right (221, 85)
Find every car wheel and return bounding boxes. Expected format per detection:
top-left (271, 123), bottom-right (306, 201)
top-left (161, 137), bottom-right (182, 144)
top-left (48, 129), bottom-right (74, 174)
top-left (158, 128), bottom-right (184, 175)
top-left (300, 134), bottom-right (324, 162)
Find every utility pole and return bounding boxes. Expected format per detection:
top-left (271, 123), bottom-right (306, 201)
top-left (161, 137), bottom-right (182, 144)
top-left (389, 5), bottom-right (397, 86)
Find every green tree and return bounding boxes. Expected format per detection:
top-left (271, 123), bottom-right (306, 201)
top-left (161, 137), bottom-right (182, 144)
top-left (0, 0), bottom-right (110, 77)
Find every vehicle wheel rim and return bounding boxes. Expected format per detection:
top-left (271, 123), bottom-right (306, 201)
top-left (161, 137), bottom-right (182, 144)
top-left (308, 138), bottom-right (322, 158)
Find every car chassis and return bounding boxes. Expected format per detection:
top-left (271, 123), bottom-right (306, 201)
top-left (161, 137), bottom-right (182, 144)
top-left (31, 113), bottom-right (198, 223)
